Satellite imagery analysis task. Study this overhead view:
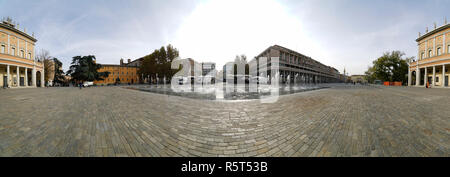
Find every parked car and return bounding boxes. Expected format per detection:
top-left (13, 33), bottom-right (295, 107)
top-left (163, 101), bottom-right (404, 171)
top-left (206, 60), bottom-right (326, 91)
top-left (251, 76), bottom-right (268, 84)
top-left (83, 81), bottom-right (94, 87)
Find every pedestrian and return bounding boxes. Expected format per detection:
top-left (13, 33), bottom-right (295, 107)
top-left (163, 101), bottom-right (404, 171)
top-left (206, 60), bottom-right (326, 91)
top-left (426, 81), bottom-right (429, 88)
top-left (79, 82), bottom-right (82, 89)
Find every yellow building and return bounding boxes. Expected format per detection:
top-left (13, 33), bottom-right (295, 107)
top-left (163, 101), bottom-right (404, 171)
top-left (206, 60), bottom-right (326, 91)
top-left (94, 59), bottom-right (139, 85)
top-left (0, 18), bottom-right (44, 88)
top-left (409, 20), bottom-right (450, 87)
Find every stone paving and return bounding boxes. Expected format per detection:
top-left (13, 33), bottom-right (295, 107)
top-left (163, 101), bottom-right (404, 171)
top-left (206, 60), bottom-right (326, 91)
top-left (0, 85), bottom-right (448, 157)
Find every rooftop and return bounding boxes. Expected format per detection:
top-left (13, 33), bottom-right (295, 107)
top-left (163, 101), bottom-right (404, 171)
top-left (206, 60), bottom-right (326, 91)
top-left (0, 18), bottom-right (37, 42)
top-left (416, 22), bottom-right (449, 42)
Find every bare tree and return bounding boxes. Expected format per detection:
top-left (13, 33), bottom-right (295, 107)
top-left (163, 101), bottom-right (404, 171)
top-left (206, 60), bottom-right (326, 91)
top-left (37, 49), bottom-right (54, 85)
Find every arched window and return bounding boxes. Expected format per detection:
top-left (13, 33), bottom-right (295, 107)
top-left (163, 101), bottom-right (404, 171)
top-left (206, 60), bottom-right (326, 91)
top-left (437, 47), bottom-right (441, 56)
top-left (11, 47), bottom-right (15, 56)
top-left (0, 45), bottom-right (5, 53)
top-left (428, 50), bottom-right (432, 58)
top-left (421, 52), bottom-right (424, 60)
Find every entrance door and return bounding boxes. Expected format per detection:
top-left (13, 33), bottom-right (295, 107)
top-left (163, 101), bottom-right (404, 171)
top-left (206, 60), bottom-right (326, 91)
top-left (446, 76), bottom-right (449, 86)
top-left (20, 77), bottom-right (24, 86)
top-left (3, 76), bottom-right (7, 87)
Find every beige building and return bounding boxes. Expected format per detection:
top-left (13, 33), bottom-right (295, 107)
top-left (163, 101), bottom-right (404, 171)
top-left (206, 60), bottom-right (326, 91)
top-left (409, 20), bottom-right (450, 87)
top-left (350, 75), bottom-right (367, 83)
top-left (0, 18), bottom-right (44, 88)
top-left (251, 45), bottom-right (343, 83)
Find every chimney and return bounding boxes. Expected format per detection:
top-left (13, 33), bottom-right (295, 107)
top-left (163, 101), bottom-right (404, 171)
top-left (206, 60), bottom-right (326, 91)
top-left (434, 22), bottom-right (437, 29)
top-left (426, 27), bottom-right (428, 33)
top-left (128, 59), bottom-right (131, 63)
top-left (120, 58), bottom-right (124, 66)
top-left (418, 32), bottom-right (421, 37)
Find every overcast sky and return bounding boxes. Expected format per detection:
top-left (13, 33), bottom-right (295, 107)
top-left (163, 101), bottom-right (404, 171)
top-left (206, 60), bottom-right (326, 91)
top-left (1, 0), bottom-right (448, 75)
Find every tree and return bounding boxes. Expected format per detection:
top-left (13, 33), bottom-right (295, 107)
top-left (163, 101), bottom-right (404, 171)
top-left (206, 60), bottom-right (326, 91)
top-left (66, 55), bottom-right (110, 83)
top-left (365, 51), bottom-right (413, 84)
top-left (37, 49), bottom-right (54, 85)
top-left (138, 44), bottom-right (180, 83)
top-left (53, 58), bottom-right (65, 85)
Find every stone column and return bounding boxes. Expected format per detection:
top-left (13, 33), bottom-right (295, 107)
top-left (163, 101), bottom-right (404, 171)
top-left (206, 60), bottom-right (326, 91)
top-left (424, 67), bottom-right (427, 87)
top-left (16, 66), bottom-right (20, 87)
top-left (25, 68), bottom-right (28, 86)
top-left (416, 68), bottom-right (420, 86)
top-left (432, 66), bottom-right (436, 86)
top-left (408, 69), bottom-right (412, 86)
top-left (32, 67), bottom-right (36, 87)
top-left (443, 65), bottom-right (446, 88)
top-left (6, 65), bottom-right (10, 88)
top-left (41, 69), bottom-right (45, 87)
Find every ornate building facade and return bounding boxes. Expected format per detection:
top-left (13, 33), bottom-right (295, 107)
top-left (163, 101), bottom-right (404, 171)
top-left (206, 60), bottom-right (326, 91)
top-left (0, 18), bottom-right (44, 88)
top-left (409, 21), bottom-right (450, 87)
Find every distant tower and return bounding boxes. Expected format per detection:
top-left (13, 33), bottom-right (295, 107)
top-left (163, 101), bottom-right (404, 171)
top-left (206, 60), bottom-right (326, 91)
top-left (120, 58), bottom-right (124, 66)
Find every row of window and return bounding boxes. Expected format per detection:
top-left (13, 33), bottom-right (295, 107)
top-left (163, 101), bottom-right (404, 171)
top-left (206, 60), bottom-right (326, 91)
top-left (108, 71), bottom-right (135, 75)
top-left (104, 78), bottom-right (135, 82)
top-left (0, 44), bottom-right (32, 59)
top-left (420, 45), bottom-right (450, 60)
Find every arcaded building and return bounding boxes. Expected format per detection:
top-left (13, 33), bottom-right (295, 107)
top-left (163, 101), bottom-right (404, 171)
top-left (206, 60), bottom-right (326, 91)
top-left (94, 58), bottom-right (139, 85)
top-left (251, 45), bottom-right (342, 83)
top-left (0, 18), bottom-right (44, 88)
top-left (409, 21), bottom-right (450, 87)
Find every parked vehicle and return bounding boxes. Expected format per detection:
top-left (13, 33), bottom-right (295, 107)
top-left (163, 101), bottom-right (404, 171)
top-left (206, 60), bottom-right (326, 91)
top-left (83, 81), bottom-right (94, 87)
top-left (373, 80), bottom-right (382, 85)
top-left (251, 76), bottom-right (268, 84)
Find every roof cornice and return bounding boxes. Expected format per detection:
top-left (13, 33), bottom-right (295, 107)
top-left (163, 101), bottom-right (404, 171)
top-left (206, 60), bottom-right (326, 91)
top-left (416, 23), bottom-right (450, 42)
top-left (0, 22), bottom-right (37, 42)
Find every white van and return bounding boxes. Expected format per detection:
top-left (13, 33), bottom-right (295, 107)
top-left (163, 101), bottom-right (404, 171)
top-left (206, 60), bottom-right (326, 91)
top-left (83, 81), bottom-right (94, 87)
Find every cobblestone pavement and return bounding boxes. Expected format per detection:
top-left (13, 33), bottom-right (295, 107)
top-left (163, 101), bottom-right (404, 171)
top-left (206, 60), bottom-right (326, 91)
top-left (0, 85), bottom-right (449, 157)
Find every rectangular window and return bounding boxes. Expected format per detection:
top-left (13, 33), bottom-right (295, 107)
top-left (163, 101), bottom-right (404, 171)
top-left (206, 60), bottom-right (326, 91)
top-left (1, 45), bottom-right (4, 53)
top-left (11, 47), bottom-right (15, 56)
top-left (21, 50), bottom-right (24, 58)
top-left (436, 77), bottom-right (439, 82)
top-left (28, 53), bottom-right (32, 59)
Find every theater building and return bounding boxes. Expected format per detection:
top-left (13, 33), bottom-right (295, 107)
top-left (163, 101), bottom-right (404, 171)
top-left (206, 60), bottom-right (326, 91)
top-left (251, 45), bottom-right (342, 84)
top-left (409, 21), bottom-right (450, 87)
top-left (94, 58), bottom-right (139, 85)
top-left (0, 18), bottom-right (44, 88)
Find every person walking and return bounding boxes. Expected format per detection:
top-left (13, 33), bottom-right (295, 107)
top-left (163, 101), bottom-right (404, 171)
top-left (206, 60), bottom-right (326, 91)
top-left (426, 81), bottom-right (429, 88)
top-left (79, 82), bottom-right (82, 89)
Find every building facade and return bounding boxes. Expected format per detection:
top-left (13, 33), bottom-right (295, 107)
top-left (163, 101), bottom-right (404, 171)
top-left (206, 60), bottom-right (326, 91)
top-left (409, 21), bottom-right (450, 87)
top-left (251, 45), bottom-right (342, 84)
top-left (94, 58), bottom-right (139, 85)
top-left (0, 18), bottom-right (44, 88)
top-left (350, 75), bottom-right (367, 84)
top-left (201, 62), bottom-right (216, 76)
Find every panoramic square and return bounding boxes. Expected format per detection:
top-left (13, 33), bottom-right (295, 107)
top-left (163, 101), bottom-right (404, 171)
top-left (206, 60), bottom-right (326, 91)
top-left (0, 1), bottom-right (448, 174)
